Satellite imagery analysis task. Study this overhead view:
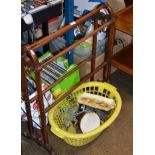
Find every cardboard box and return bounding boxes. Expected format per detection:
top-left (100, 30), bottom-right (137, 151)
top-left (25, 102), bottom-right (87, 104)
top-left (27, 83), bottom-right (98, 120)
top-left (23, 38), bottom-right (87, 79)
top-left (74, 42), bottom-right (123, 81)
top-left (48, 16), bottom-right (62, 34)
top-left (74, 53), bottom-right (105, 81)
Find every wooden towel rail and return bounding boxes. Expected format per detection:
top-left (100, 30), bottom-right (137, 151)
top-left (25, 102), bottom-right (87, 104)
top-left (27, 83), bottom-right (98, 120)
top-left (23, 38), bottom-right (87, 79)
top-left (21, 3), bottom-right (115, 155)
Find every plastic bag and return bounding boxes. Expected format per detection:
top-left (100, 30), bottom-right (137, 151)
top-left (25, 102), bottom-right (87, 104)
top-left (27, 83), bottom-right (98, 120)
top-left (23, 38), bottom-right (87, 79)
top-left (21, 84), bottom-right (54, 129)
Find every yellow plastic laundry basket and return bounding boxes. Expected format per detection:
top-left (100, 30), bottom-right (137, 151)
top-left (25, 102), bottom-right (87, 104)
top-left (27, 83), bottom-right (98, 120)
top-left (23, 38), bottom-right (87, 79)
top-left (48, 82), bottom-right (122, 146)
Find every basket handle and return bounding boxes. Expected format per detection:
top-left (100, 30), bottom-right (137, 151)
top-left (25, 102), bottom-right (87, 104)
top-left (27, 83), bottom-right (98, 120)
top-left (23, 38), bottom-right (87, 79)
top-left (103, 82), bottom-right (117, 91)
top-left (50, 126), bottom-right (64, 139)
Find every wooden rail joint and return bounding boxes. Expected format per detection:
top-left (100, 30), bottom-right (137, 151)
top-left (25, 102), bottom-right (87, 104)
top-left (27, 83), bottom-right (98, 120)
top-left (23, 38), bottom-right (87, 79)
top-left (22, 45), bottom-right (40, 70)
top-left (97, 2), bottom-right (115, 22)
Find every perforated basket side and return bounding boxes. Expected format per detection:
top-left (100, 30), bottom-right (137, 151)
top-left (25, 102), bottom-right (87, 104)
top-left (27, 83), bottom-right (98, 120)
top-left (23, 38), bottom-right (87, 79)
top-left (48, 82), bottom-right (122, 146)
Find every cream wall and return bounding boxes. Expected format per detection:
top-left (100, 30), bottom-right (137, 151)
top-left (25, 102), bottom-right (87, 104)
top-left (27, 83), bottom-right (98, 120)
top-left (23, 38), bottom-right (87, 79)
top-left (107, 0), bottom-right (125, 13)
